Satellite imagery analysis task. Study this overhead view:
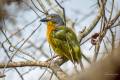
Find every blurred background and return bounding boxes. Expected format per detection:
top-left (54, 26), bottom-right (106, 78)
top-left (0, 0), bottom-right (120, 80)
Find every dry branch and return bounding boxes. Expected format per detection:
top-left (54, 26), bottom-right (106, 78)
top-left (0, 58), bottom-right (69, 80)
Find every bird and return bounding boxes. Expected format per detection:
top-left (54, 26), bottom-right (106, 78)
top-left (40, 14), bottom-right (82, 63)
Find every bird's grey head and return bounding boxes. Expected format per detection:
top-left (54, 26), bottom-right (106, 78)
top-left (40, 14), bottom-right (65, 27)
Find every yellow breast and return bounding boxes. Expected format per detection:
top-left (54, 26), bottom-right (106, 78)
top-left (46, 22), bottom-right (65, 57)
top-left (46, 22), bottom-right (55, 44)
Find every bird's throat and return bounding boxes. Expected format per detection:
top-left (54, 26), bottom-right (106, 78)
top-left (46, 22), bottom-right (55, 41)
top-left (47, 21), bottom-right (55, 31)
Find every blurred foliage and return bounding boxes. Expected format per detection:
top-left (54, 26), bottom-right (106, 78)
top-left (0, 0), bottom-right (27, 30)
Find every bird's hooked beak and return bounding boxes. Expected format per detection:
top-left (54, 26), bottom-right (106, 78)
top-left (40, 17), bottom-right (49, 22)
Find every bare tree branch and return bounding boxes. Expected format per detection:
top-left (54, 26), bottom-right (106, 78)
top-left (0, 58), bottom-right (69, 80)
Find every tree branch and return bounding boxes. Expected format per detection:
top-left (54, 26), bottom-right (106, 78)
top-left (78, 5), bottom-right (103, 43)
top-left (0, 58), bottom-right (69, 80)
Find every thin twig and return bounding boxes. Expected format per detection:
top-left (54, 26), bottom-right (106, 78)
top-left (31, 0), bottom-right (46, 14)
top-left (55, 0), bottom-right (66, 26)
top-left (4, 23), bottom-right (42, 73)
top-left (1, 43), bottom-right (24, 80)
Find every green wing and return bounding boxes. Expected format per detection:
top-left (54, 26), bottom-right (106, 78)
top-left (51, 26), bottom-right (81, 63)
